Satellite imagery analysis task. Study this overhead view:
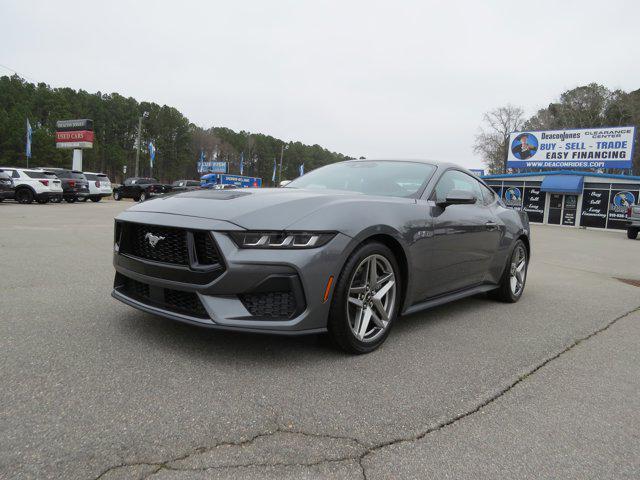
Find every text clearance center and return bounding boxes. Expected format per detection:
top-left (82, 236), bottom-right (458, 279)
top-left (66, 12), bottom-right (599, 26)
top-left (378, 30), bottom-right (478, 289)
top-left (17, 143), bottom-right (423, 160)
top-left (482, 126), bottom-right (639, 230)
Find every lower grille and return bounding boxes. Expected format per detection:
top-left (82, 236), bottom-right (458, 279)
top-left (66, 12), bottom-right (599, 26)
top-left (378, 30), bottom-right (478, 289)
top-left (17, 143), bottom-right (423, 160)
top-left (118, 275), bottom-right (208, 319)
top-left (239, 291), bottom-right (298, 319)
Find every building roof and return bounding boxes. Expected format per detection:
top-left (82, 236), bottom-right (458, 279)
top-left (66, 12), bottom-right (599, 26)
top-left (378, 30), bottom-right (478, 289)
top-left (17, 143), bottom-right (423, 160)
top-left (482, 170), bottom-right (640, 181)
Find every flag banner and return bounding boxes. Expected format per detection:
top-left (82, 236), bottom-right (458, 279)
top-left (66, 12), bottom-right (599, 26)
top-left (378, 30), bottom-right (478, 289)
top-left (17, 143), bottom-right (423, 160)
top-left (239, 152), bottom-right (244, 175)
top-left (26, 119), bottom-right (33, 159)
top-left (299, 164), bottom-right (304, 176)
top-left (272, 158), bottom-right (277, 182)
top-left (149, 142), bottom-right (156, 168)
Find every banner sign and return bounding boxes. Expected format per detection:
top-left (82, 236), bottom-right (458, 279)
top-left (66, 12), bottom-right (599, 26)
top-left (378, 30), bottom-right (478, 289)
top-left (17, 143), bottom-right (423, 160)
top-left (56, 119), bottom-right (93, 131)
top-left (220, 174), bottom-right (262, 188)
top-left (56, 130), bottom-right (94, 143)
top-left (197, 161), bottom-right (227, 173)
top-left (507, 126), bottom-right (635, 169)
top-left (469, 168), bottom-right (485, 176)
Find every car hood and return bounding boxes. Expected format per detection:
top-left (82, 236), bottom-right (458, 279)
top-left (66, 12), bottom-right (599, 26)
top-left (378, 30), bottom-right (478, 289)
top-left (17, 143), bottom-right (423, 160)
top-left (125, 188), bottom-right (368, 230)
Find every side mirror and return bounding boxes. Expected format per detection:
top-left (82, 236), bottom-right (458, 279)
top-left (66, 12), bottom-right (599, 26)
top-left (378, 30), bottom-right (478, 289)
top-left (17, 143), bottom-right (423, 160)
top-left (437, 189), bottom-right (477, 207)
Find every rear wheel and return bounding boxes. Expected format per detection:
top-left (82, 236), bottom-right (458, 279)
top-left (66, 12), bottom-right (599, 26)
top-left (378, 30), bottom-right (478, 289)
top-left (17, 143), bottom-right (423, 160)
top-left (90, 197), bottom-right (101, 202)
top-left (328, 242), bottom-right (401, 354)
top-left (489, 240), bottom-right (528, 303)
top-left (15, 188), bottom-right (34, 204)
top-left (628, 228), bottom-right (639, 240)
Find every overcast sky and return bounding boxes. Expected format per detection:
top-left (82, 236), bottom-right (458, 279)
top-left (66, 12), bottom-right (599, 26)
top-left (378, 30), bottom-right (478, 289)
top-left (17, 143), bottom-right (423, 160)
top-left (2, 0), bottom-right (639, 168)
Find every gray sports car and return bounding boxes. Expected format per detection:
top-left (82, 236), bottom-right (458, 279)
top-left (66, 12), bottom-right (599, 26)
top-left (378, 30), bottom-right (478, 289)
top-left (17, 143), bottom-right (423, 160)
top-left (112, 159), bottom-right (530, 353)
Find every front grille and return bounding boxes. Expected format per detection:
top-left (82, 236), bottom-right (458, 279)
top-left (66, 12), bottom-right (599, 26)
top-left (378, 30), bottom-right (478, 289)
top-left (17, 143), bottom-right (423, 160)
top-left (124, 223), bottom-right (189, 265)
top-left (164, 289), bottom-right (208, 317)
top-left (118, 274), bottom-right (208, 318)
top-left (239, 291), bottom-right (298, 319)
top-left (193, 231), bottom-right (220, 265)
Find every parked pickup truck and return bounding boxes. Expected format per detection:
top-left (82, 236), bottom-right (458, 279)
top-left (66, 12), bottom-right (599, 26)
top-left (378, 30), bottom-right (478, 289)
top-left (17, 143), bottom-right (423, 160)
top-left (627, 205), bottom-right (640, 239)
top-left (113, 177), bottom-right (173, 202)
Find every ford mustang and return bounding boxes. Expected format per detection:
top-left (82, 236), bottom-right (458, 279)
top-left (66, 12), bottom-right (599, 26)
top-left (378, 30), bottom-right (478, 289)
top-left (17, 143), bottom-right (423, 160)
top-left (112, 160), bottom-right (530, 353)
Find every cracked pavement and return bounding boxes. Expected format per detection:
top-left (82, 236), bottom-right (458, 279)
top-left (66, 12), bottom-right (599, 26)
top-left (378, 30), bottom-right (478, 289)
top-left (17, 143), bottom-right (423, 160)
top-left (1, 202), bottom-right (639, 479)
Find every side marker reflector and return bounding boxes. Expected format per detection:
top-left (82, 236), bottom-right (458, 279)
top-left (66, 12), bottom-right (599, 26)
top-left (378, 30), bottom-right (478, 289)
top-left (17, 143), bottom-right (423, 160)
top-left (323, 276), bottom-right (334, 303)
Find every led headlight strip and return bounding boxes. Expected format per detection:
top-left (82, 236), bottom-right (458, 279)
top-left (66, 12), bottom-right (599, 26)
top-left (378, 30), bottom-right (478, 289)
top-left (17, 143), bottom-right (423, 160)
top-left (228, 231), bottom-right (336, 249)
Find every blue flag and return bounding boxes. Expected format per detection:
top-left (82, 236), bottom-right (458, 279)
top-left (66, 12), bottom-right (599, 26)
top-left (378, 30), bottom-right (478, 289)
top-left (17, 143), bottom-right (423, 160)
top-left (148, 142), bottom-right (156, 168)
top-left (26, 119), bottom-right (33, 159)
top-left (299, 164), bottom-right (304, 176)
top-left (239, 152), bottom-right (244, 175)
top-left (272, 158), bottom-right (277, 182)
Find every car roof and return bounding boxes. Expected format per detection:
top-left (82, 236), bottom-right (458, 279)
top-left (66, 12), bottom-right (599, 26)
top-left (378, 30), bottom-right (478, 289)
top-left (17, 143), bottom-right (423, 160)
top-left (84, 171), bottom-right (109, 175)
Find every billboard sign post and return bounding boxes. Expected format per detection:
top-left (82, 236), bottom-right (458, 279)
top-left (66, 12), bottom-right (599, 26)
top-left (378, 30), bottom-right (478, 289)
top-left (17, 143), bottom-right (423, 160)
top-left (55, 119), bottom-right (94, 171)
top-left (506, 126), bottom-right (635, 170)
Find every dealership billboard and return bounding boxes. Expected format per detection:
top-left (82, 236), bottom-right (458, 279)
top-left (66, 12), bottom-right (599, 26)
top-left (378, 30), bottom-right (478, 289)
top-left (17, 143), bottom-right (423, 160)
top-left (55, 119), bottom-right (94, 150)
top-left (507, 126), bottom-right (635, 169)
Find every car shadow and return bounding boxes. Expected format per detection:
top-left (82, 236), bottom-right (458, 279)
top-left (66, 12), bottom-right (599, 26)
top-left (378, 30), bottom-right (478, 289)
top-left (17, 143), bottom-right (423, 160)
top-left (115, 293), bottom-right (495, 363)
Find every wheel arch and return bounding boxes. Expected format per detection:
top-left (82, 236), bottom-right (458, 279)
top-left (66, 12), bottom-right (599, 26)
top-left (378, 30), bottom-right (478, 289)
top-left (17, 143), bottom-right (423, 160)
top-left (340, 230), bottom-right (411, 313)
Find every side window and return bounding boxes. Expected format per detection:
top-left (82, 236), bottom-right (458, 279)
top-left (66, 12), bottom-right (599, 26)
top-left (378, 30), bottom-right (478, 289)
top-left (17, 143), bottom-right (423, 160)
top-left (124, 179), bottom-right (133, 186)
top-left (12, 170), bottom-right (20, 179)
top-left (480, 183), bottom-right (496, 205)
top-left (432, 170), bottom-right (482, 203)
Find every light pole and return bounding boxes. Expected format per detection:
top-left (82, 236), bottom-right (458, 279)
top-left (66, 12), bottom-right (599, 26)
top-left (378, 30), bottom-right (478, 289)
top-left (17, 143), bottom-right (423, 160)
top-left (278, 142), bottom-right (288, 185)
top-left (134, 111), bottom-right (149, 177)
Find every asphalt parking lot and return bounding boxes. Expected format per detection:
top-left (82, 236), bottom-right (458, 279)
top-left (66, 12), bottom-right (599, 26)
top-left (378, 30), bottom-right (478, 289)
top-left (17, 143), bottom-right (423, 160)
top-left (2, 201), bottom-right (639, 480)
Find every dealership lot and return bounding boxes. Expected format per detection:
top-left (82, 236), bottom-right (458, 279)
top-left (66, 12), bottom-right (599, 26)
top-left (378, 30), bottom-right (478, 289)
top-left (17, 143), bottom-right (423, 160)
top-left (1, 201), bottom-right (639, 479)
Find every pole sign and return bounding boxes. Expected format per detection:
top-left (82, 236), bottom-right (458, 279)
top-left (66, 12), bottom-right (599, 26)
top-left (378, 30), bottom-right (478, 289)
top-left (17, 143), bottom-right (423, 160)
top-left (55, 119), bottom-right (94, 149)
top-left (197, 161), bottom-right (227, 174)
top-left (507, 126), bottom-right (635, 169)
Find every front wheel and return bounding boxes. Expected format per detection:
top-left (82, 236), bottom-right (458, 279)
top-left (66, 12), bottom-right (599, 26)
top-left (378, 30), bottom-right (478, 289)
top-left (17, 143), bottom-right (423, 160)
top-left (113, 191), bottom-right (121, 201)
top-left (90, 197), bottom-right (101, 202)
top-left (489, 240), bottom-right (528, 303)
top-left (328, 242), bottom-right (401, 354)
top-left (139, 192), bottom-right (147, 202)
top-left (628, 228), bottom-right (639, 240)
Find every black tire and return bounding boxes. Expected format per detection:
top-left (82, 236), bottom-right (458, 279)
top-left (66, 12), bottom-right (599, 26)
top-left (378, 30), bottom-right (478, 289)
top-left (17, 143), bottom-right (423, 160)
top-left (50, 196), bottom-right (61, 203)
top-left (328, 241), bottom-right (402, 354)
top-left (90, 197), bottom-right (101, 203)
top-left (489, 239), bottom-right (528, 303)
top-left (0, 197), bottom-right (4, 202)
top-left (65, 197), bottom-right (77, 203)
top-left (15, 188), bottom-right (34, 204)
top-left (78, 197), bottom-right (88, 202)
top-left (628, 228), bottom-right (639, 240)
top-left (37, 197), bottom-right (49, 204)
top-left (113, 191), bottom-right (122, 201)
top-left (139, 192), bottom-right (147, 202)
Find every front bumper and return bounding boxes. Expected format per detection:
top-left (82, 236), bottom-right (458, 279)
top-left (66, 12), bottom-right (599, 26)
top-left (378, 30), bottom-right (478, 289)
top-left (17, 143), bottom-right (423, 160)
top-left (112, 211), bottom-right (352, 334)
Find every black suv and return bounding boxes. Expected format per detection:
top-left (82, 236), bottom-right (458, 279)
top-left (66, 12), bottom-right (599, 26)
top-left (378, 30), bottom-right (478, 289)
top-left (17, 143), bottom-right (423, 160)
top-left (113, 177), bottom-right (173, 202)
top-left (43, 168), bottom-right (90, 203)
top-left (0, 169), bottom-right (14, 201)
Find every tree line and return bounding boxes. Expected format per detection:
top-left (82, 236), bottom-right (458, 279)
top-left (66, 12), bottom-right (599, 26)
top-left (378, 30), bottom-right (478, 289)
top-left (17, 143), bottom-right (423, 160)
top-left (0, 75), bottom-right (351, 184)
top-left (474, 84), bottom-right (640, 175)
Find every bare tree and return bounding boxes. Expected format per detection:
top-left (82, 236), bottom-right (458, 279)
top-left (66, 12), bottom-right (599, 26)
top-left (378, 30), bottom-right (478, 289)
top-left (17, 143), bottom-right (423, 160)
top-left (474, 105), bottom-right (525, 174)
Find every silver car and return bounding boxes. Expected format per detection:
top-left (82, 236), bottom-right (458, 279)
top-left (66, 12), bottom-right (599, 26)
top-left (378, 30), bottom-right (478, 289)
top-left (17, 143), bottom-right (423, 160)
top-left (112, 160), bottom-right (530, 353)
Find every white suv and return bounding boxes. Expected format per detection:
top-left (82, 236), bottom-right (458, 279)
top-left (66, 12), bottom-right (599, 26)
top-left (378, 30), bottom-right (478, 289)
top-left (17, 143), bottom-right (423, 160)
top-left (0, 167), bottom-right (64, 204)
top-left (83, 172), bottom-right (113, 202)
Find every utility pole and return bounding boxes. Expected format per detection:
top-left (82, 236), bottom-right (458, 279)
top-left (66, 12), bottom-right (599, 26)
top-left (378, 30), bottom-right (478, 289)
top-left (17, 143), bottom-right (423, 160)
top-left (134, 111), bottom-right (149, 177)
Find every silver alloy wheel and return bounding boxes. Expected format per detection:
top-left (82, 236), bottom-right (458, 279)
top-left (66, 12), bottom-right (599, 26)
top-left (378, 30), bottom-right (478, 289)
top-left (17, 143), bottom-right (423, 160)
top-left (509, 245), bottom-right (527, 296)
top-left (347, 254), bottom-right (397, 342)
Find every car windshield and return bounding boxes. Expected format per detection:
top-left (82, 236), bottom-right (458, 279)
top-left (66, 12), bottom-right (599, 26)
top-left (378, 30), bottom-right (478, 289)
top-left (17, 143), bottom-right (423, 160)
top-left (285, 161), bottom-right (436, 198)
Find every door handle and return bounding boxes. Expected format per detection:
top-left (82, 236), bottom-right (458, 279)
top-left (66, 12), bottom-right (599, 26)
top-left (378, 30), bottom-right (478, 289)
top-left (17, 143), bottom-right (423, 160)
top-left (485, 221), bottom-right (498, 231)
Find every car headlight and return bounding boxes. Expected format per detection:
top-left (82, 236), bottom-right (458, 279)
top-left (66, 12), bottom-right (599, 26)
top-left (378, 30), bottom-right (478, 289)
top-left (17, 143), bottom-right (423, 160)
top-left (228, 231), bottom-right (336, 249)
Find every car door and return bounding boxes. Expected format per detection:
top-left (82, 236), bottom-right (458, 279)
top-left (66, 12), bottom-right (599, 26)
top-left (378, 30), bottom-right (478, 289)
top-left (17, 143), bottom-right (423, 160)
top-left (122, 178), bottom-right (135, 197)
top-left (425, 170), bottom-right (502, 298)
